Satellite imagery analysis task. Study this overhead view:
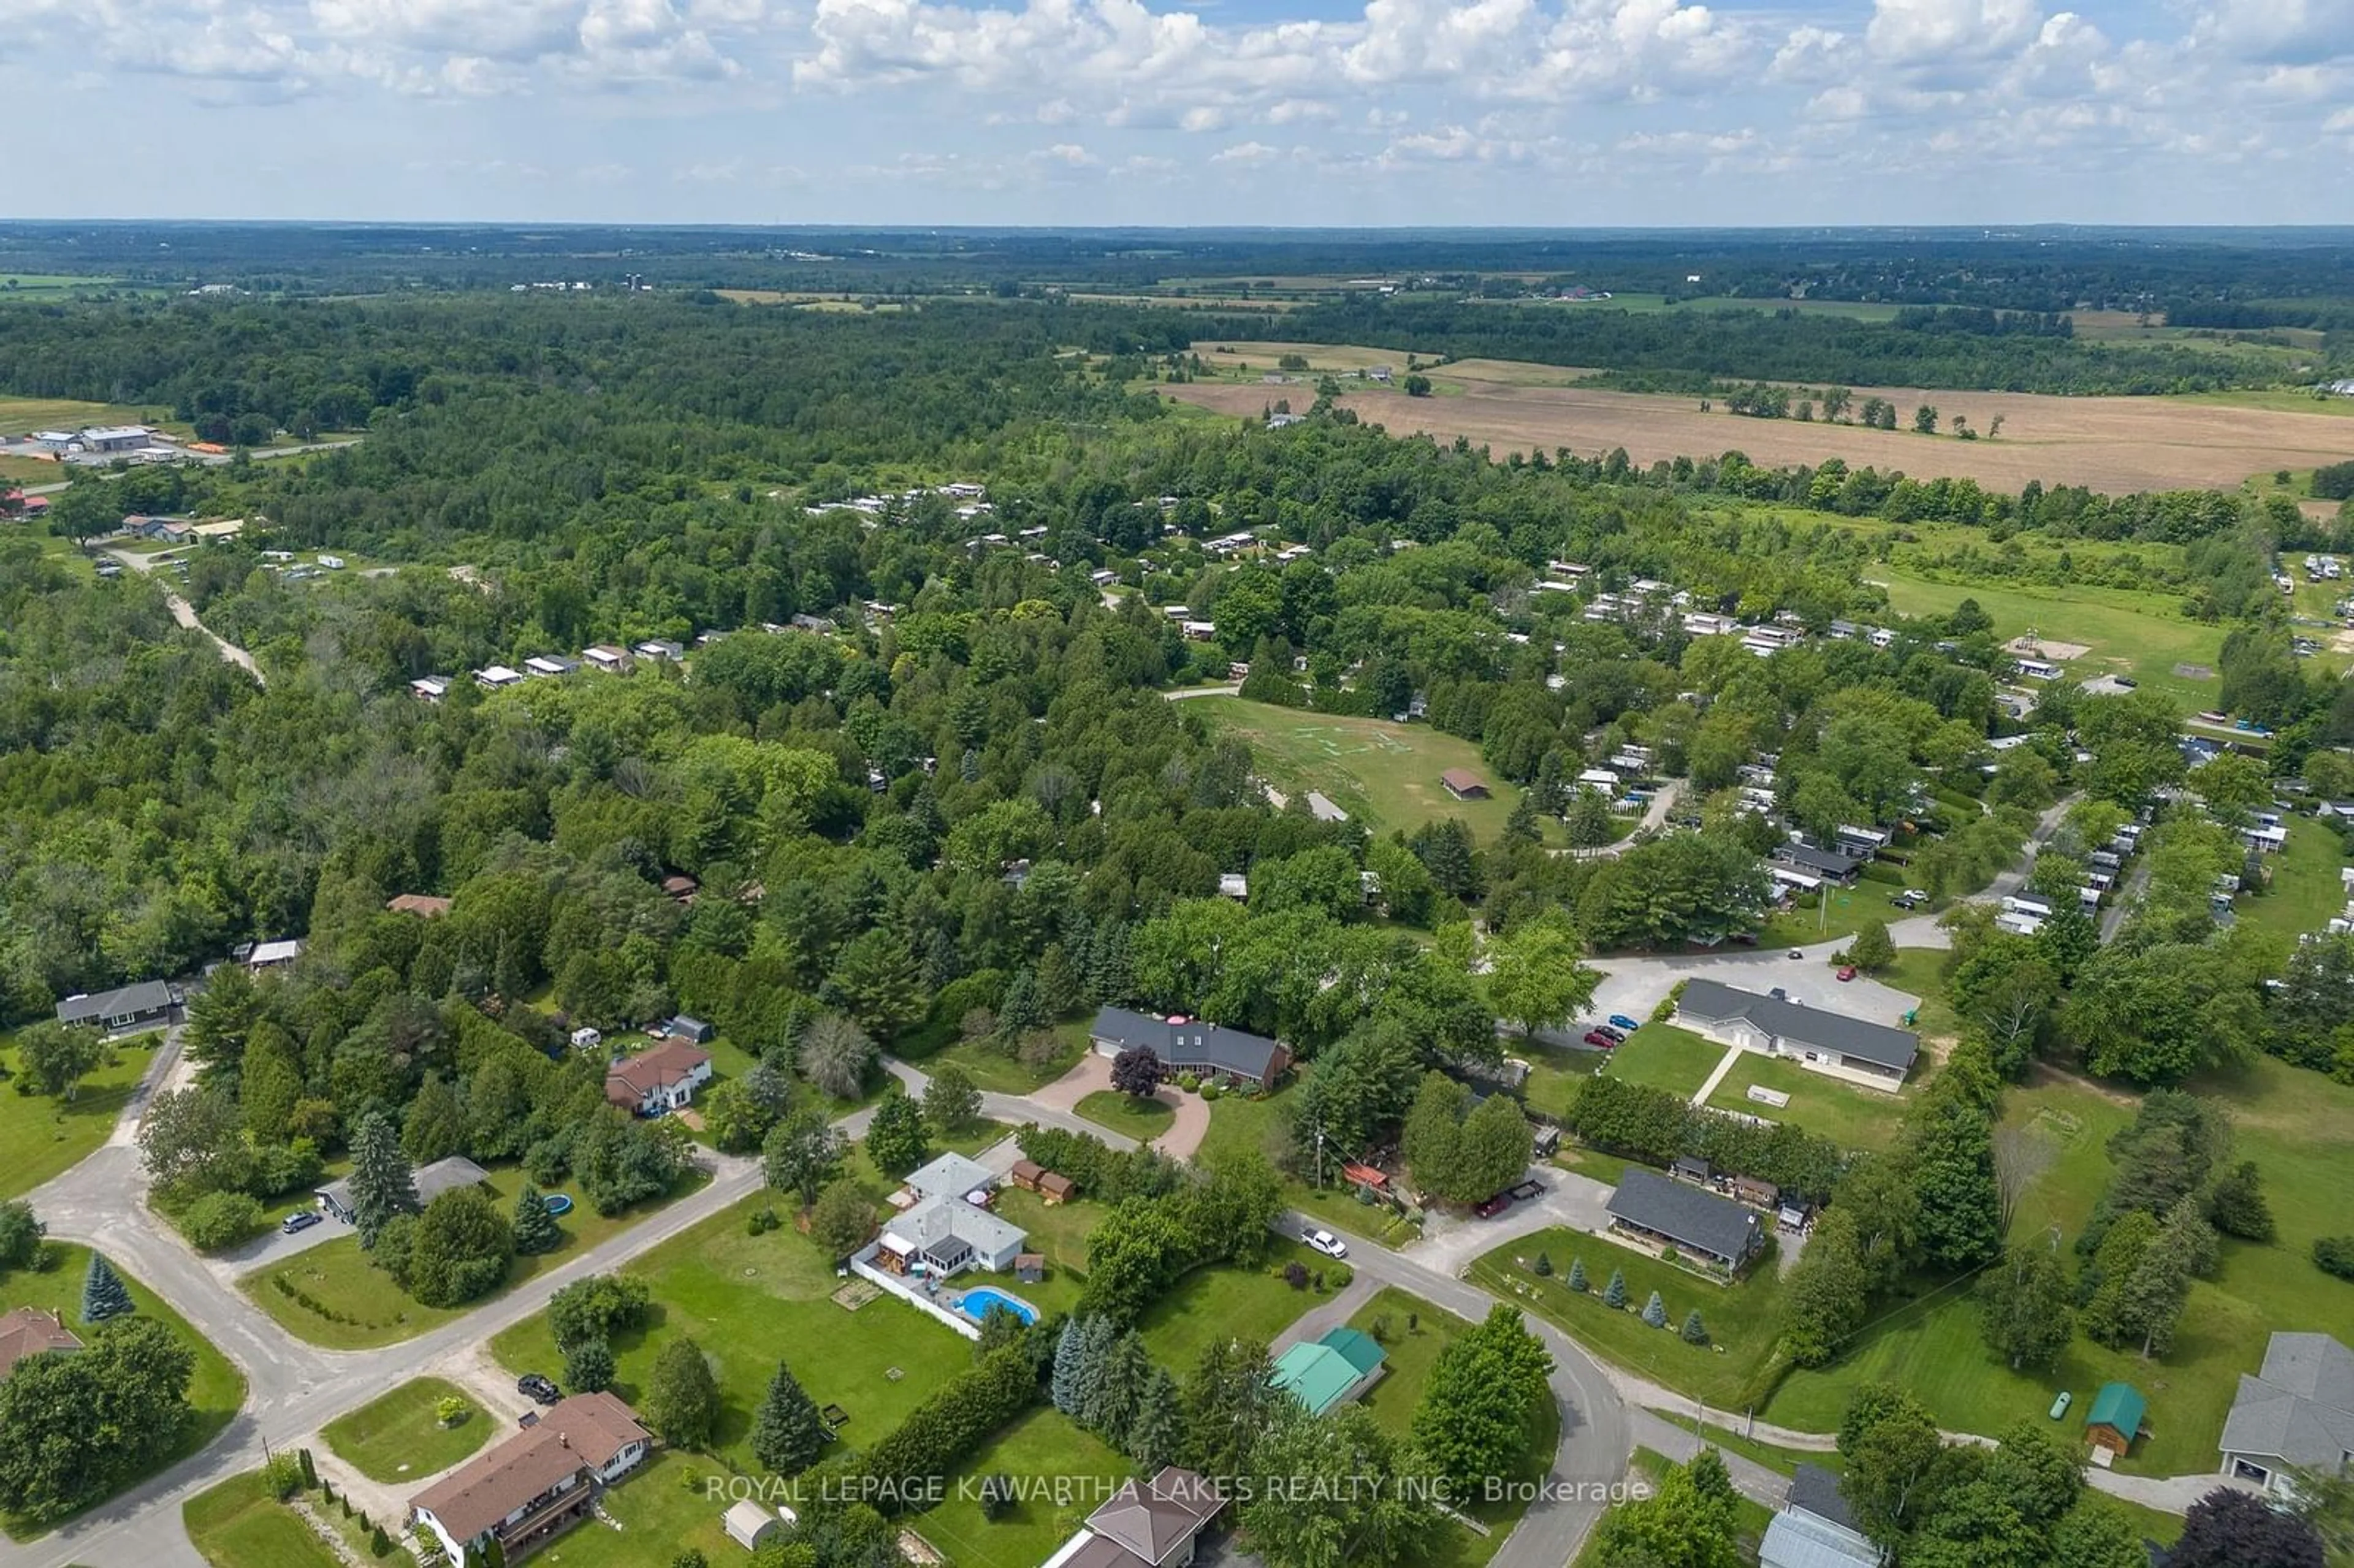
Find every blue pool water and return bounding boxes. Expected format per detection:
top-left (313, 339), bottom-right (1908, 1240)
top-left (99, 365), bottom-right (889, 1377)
top-left (957, 1286), bottom-right (1038, 1326)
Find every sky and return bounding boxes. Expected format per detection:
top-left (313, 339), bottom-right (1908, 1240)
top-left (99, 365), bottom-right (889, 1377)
top-left (3, 0), bottom-right (2351, 224)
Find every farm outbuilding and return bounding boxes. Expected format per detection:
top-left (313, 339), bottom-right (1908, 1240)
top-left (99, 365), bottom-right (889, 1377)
top-left (2086, 1382), bottom-right (2146, 1456)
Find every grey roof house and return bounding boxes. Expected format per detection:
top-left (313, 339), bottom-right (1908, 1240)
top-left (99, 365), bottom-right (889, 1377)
top-left (1774, 843), bottom-right (1864, 883)
top-left (1042, 1466), bottom-right (1225, 1568)
top-left (1676, 979), bottom-right (1919, 1086)
top-left (869, 1152), bottom-right (1028, 1277)
top-left (1089, 1006), bottom-right (1290, 1086)
top-left (1762, 1464), bottom-right (1881, 1568)
top-left (2219, 1332), bottom-right (2354, 1494)
top-left (1606, 1168), bottom-right (1766, 1271)
top-left (317, 1155), bottom-right (490, 1224)
top-left (55, 979), bottom-right (177, 1033)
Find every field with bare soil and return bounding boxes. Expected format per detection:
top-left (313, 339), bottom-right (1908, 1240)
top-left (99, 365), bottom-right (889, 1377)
top-left (1164, 343), bottom-right (2354, 495)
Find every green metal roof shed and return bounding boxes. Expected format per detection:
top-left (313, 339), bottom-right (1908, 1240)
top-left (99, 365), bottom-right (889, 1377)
top-left (1272, 1328), bottom-right (1388, 1415)
top-left (2085, 1382), bottom-right (2146, 1454)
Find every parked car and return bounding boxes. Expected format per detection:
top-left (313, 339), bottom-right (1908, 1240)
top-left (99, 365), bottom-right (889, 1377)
top-left (1582, 1030), bottom-right (1621, 1049)
top-left (1607, 1014), bottom-right (1642, 1033)
top-left (1594, 1024), bottom-right (1627, 1043)
top-left (1787, 948), bottom-right (1805, 959)
top-left (1474, 1193), bottom-right (1513, 1219)
top-left (1768, 986), bottom-right (1788, 1001)
top-left (1890, 894), bottom-right (1920, 910)
top-left (1837, 965), bottom-right (1857, 982)
top-left (1508, 1179), bottom-right (1545, 1202)
top-left (517, 1374), bottom-right (562, 1406)
top-left (1902, 888), bottom-right (1929, 902)
top-left (1304, 1228), bottom-right (1349, 1259)
top-left (280, 1210), bottom-right (322, 1236)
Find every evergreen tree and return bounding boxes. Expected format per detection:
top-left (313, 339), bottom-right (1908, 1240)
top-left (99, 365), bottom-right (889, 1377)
top-left (644, 1336), bottom-right (720, 1449)
top-left (563, 1335), bottom-right (615, 1393)
top-left (1567, 1256), bottom-right (1588, 1293)
top-left (80, 1252), bottom-right (133, 1323)
top-left (511, 1183), bottom-right (562, 1255)
top-left (401, 1075), bottom-right (466, 1165)
top-left (1642, 1290), bottom-right (1668, 1328)
top-left (1682, 1309), bottom-right (1710, 1345)
top-left (299, 1448), bottom-right (318, 1490)
top-left (1084, 1330), bottom-right (1152, 1446)
top-left (863, 1090), bottom-right (931, 1178)
top-left (348, 1110), bottom-right (419, 1249)
top-left (750, 1362), bottom-right (827, 1477)
top-left (1053, 1316), bottom-right (1116, 1420)
top-left (1533, 1251), bottom-right (1553, 1277)
top-left (1603, 1268), bottom-right (1628, 1309)
top-left (1128, 1366), bottom-right (1183, 1470)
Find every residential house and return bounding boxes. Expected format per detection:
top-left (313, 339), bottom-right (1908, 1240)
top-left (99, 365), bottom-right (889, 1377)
top-left (409, 676), bottom-right (451, 702)
top-left (248, 938), bottom-right (303, 970)
top-left (1675, 979), bottom-right (1921, 1086)
top-left (475, 665), bottom-right (524, 690)
top-left (1834, 825), bottom-right (1892, 858)
top-left (2086, 1382), bottom-right (2147, 1457)
top-left (2219, 1332), bottom-right (2354, 1494)
top-left (317, 1154), bottom-right (490, 1223)
top-left (0, 1307), bottom-right (81, 1380)
top-left (633, 639), bottom-right (685, 663)
top-left (1775, 843), bottom-right (1865, 885)
top-left (604, 1040), bottom-right (714, 1114)
top-left (1088, 1006), bottom-right (1291, 1087)
top-left (1272, 1327), bottom-right (1387, 1415)
top-left (1041, 1466), bottom-right (1225, 1568)
top-left (1604, 1168), bottom-right (1766, 1271)
top-left (1440, 768), bottom-right (1491, 801)
top-left (386, 894), bottom-right (452, 918)
top-left (408, 1391), bottom-right (653, 1568)
top-left (54, 979), bottom-right (176, 1033)
top-left (523, 654), bottom-right (578, 679)
top-left (1761, 1464), bottom-right (1881, 1568)
top-left (582, 644), bottom-right (631, 673)
top-left (867, 1153), bottom-right (1028, 1279)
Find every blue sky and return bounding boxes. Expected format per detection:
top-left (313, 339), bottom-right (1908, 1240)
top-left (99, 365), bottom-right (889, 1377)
top-left (3, 0), bottom-right (2349, 223)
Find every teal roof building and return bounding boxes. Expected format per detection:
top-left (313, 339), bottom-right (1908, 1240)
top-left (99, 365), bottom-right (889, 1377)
top-left (1272, 1327), bottom-right (1387, 1415)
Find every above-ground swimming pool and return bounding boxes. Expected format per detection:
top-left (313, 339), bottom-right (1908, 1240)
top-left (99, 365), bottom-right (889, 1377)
top-left (956, 1285), bottom-right (1038, 1326)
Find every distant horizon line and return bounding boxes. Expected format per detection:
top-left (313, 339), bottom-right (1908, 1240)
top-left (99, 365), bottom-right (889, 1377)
top-left (7, 219), bottom-right (2354, 238)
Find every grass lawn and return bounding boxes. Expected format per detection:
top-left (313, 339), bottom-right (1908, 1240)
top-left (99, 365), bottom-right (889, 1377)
top-left (0, 1031), bottom-right (158, 1200)
top-left (2, 1243), bottom-right (247, 1541)
top-left (529, 1451), bottom-right (737, 1568)
top-left (489, 1192), bottom-right (994, 1479)
top-left (2240, 816), bottom-right (2348, 941)
top-left (320, 1377), bottom-right (492, 1485)
top-left (1522, 1043), bottom-right (1605, 1122)
top-left (1195, 1081), bottom-right (1422, 1247)
top-left (242, 1163), bottom-right (708, 1349)
top-left (1766, 1056), bottom-right (2354, 1473)
top-left (909, 1406), bottom-right (1134, 1568)
top-left (1344, 1288), bottom-right (1560, 1568)
top-left (1076, 1090), bottom-right (1174, 1142)
top-left (1136, 1237), bottom-right (1336, 1369)
top-left (1189, 696), bottom-right (1558, 844)
top-left (1599, 1025), bottom-right (1728, 1101)
top-left (1761, 883), bottom-right (1903, 948)
top-left (1469, 1228), bottom-right (1789, 1411)
top-left (0, 395), bottom-right (183, 436)
top-left (894, 1016), bottom-right (1091, 1096)
top-left (1869, 565), bottom-right (2228, 708)
top-left (1878, 949), bottom-right (1960, 1040)
top-left (184, 1472), bottom-right (343, 1568)
top-left (1702, 1054), bottom-right (1905, 1152)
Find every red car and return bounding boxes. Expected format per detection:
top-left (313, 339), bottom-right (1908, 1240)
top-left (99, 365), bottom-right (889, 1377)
top-left (1837, 965), bottom-right (1858, 981)
top-left (1582, 1029), bottom-right (1620, 1049)
top-left (1474, 1193), bottom-right (1513, 1219)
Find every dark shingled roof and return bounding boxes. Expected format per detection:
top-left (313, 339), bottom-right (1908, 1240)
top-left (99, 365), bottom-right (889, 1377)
top-left (55, 980), bottom-right (174, 1027)
top-left (1788, 1464), bottom-right (1860, 1533)
top-left (1089, 1007), bottom-right (1285, 1083)
top-left (1675, 980), bottom-right (1919, 1073)
top-left (1606, 1168), bottom-right (1762, 1264)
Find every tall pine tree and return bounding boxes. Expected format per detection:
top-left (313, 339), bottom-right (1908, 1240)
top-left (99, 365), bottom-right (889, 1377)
top-left (750, 1362), bottom-right (827, 1477)
top-left (348, 1110), bottom-right (419, 1248)
top-left (511, 1184), bottom-right (562, 1255)
top-left (1127, 1366), bottom-right (1183, 1469)
top-left (80, 1251), bottom-right (134, 1323)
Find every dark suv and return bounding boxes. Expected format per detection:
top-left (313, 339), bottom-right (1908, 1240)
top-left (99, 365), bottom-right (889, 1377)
top-left (517, 1373), bottom-right (562, 1405)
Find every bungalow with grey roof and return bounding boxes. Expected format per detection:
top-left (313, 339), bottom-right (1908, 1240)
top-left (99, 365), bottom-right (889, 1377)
top-left (1675, 978), bottom-right (1919, 1086)
top-left (2219, 1332), bottom-right (2354, 1495)
top-left (1606, 1168), bottom-right (1765, 1272)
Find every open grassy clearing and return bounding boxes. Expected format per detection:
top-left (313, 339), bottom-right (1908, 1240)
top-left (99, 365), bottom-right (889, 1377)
top-left (0, 395), bottom-right (185, 436)
top-left (1867, 564), bottom-right (2230, 707)
top-left (1473, 1228), bottom-right (1789, 1410)
top-left (1702, 1052), bottom-right (1906, 1152)
top-left (1, 1243), bottom-right (248, 1541)
top-left (1190, 695), bottom-right (1547, 843)
top-left (2238, 815), bottom-right (2348, 942)
top-left (183, 1472), bottom-right (345, 1568)
top-left (320, 1377), bottom-right (492, 1485)
top-left (1344, 1287), bottom-right (1559, 1568)
top-left (1522, 1042), bottom-right (1606, 1121)
top-left (1076, 1089), bottom-right (1174, 1141)
top-left (242, 1163), bottom-right (707, 1349)
top-left (894, 1015), bottom-right (1091, 1096)
top-left (913, 1406), bottom-right (1135, 1568)
top-left (1597, 1025), bottom-right (1727, 1101)
top-left (1877, 949), bottom-right (1962, 1041)
top-left (1766, 1056), bottom-right (2354, 1474)
top-left (0, 1030), bottom-right (157, 1200)
top-left (1157, 350), bottom-right (2354, 495)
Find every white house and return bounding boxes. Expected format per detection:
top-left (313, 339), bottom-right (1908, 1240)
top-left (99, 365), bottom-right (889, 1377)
top-left (603, 1040), bottom-right (713, 1115)
top-left (475, 665), bottom-right (524, 690)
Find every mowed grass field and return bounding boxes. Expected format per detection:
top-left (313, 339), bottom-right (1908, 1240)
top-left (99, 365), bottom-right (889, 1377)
top-left (1189, 696), bottom-right (1536, 841)
top-left (1156, 346), bottom-right (2354, 495)
top-left (319, 1377), bottom-right (491, 1485)
top-left (1597, 1024), bottom-right (1727, 1100)
top-left (183, 1472), bottom-right (342, 1568)
top-left (0, 1031), bottom-right (159, 1200)
top-left (1702, 1052), bottom-right (1906, 1152)
top-left (0, 395), bottom-right (183, 436)
top-left (1766, 1056), bottom-right (2354, 1474)
top-left (1867, 565), bottom-right (2230, 706)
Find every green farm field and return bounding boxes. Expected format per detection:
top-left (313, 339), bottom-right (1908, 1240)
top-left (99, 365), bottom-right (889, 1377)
top-left (1190, 696), bottom-right (1544, 842)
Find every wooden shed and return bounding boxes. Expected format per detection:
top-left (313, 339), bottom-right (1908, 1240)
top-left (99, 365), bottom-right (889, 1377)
top-left (2085, 1382), bottom-right (2146, 1456)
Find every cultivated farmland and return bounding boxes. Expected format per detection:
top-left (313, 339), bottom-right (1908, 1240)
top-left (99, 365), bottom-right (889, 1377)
top-left (1162, 344), bottom-right (2354, 496)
